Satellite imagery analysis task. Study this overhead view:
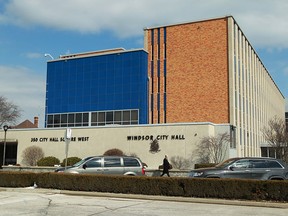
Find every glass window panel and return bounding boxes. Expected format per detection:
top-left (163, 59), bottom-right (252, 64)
top-left (61, 114), bottom-right (68, 124)
top-left (123, 158), bottom-right (140, 167)
top-left (76, 113), bottom-right (82, 123)
top-left (47, 115), bottom-right (53, 125)
top-left (98, 112), bottom-right (105, 122)
top-left (68, 114), bottom-right (75, 124)
top-left (114, 111), bottom-right (121, 121)
top-left (232, 160), bottom-right (250, 168)
top-left (83, 113), bottom-right (89, 123)
top-left (131, 110), bottom-right (138, 121)
top-left (106, 112), bottom-right (113, 123)
top-left (85, 158), bottom-right (102, 168)
top-left (267, 161), bottom-right (282, 168)
top-left (91, 113), bottom-right (97, 123)
top-left (123, 111), bottom-right (130, 122)
top-left (251, 160), bottom-right (266, 168)
top-left (54, 115), bottom-right (60, 127)
top-left (104, 157), bottom-right (121, 167)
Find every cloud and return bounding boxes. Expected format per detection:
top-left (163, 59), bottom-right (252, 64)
top-left (0, 65), bottom-right (45, 126)
top-left (25, 52), bottom-right (45, 59)
top-left (1, 0), bottom-right (288, 48)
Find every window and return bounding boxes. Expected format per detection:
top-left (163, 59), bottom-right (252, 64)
top-left (123, 158), bottom-right (140, 167)
top-left (85, 158), bottom-right (102, 168)
top-left (104, 157), bottom-right (121, 167)
top-left (54, 114), bottom-right (60, 127)
top-left (123, 111), bottom-right (130, 123)
top-left (83, 113), bottom-right (89, 126)
top-left (75, 113), bottom-right (82, 126)
top-left (91, 113), bottom-right (97, 126)
top-left (68, 114), bottom-right (75, 126)
top-left (46, 109), bottom-right (139, 127)
top-left (232, 160), bottom-right (251, 168)
top-left (251, 160), bottom-right (266, 168)
top-left (267, 161), bottom-right (282, 168)
top-left (61, 114), bottom-right (68, 127)
top-left (98, 112), bottom-right (105, 125)
top-left (114, 111), bottom-right (121, 124)
top-left (106, 112), bottom-right (113, 124)
top-left (47, 115), bottom-right (54, 127)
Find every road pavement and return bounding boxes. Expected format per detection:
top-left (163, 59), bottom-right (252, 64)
top-left (0, 187), bottom-right (287, 216)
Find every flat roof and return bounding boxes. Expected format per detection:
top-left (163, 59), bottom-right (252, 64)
top-left (47, 48), bottom-right (147, 62)
top-left (144, 15), bottom-right (232, 30)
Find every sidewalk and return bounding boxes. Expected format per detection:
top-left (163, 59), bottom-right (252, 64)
top-left (1, 187), bottom-right (287, 209)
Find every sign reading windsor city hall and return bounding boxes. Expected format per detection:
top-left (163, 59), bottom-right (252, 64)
top-left (127, 134), bottom-right (185, 141)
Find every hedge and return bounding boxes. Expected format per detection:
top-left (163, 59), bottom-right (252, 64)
top-left (0, 171), bottom-right (287, 202)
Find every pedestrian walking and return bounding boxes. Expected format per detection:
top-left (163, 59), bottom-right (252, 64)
top-left (160, 155), bottom-right (171, 177)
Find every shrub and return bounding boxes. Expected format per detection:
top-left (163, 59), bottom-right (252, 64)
top-left (37, 156), bottom-right (60, 166)
top-left (61, 157), bottom-right (81, 166)
top-left (103, 148), bottom-right (125, 156)
top-left (22, 146), bottom-right (44, 166)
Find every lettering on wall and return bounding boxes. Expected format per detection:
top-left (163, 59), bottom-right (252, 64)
top-left (30, 137), bottom-right (89, 143)
top-left (127, 134), bottom-right (185, 141)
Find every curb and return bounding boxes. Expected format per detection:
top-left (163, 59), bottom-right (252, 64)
top-left (1, 187), bottom-right (287, 209)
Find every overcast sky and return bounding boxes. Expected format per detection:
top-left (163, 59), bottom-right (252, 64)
top-left (0, 0), bottom-right (288, 127)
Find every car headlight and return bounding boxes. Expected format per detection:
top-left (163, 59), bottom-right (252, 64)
top-left (189, 171), bottom-right (204, 177)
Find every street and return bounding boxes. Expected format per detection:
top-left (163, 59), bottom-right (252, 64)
top-left (0, 189), bottom-right (287, 216)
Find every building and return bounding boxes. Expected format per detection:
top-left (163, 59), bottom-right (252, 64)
top-left (45, 48), bottom-right (148, 127)
top-left (0, 16), bottom-right (285, 167)
top-left (144, 16), bottom-right (285, 157)
top-left (13, 117), bottom-right (39, 129)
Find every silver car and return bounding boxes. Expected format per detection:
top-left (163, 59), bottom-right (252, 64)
top-left (189, 157), bottom-right (288, 180)
top-left (56, 156), bottom-right (146, 176)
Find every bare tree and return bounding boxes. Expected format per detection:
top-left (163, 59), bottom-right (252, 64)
top-left (194, 132), bottom-right (230, 164)
top-left (170, 155), bottom-right (193, 170)
top-left (262, 116), bottom-right (288, 162)
top-left (0, 96), bottom-right (21, 127)
top-left (22, 146), bottom-right (44, 166)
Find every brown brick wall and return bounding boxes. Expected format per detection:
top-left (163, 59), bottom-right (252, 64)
top-left (146, 18), bottom-right (230, 124)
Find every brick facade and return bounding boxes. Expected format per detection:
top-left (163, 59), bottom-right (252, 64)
top-left (145, 17), bottom-right (229, 124)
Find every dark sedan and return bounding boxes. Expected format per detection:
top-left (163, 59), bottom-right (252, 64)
top-left (188, 157), bottom-right (288, 180)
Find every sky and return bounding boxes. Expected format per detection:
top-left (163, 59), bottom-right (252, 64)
top-left (0, 0), bottom-right (288, 128)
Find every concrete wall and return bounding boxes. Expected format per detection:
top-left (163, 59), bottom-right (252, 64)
top-left (1, 123), bottom-right (231, 169)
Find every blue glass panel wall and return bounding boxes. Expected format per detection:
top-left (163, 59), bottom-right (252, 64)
top-left (45, 50), bottom-right (148, 125)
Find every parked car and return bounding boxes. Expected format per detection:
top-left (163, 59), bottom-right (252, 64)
top-left (55, 156), bottom-right (146, 176)
top-left (188, 157), bottom-right (288, 180)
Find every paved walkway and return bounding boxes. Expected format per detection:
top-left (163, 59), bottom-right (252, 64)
top-left (1, 187), bottom-right (287, 209)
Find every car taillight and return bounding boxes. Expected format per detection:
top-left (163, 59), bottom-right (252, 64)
top-left (142, 167), bottom-right (145, 175)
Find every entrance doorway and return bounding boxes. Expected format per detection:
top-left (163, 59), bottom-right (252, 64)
top-left (0, 142), bottom-right (18, 166)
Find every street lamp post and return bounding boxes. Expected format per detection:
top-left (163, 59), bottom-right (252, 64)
top-left (2, 125), bottom-right (8, 166)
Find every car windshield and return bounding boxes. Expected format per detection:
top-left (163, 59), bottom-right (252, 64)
top-left (72, 157), bottom-right (94, 167)
top-left (215, 158), bottom-right (239, 168)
